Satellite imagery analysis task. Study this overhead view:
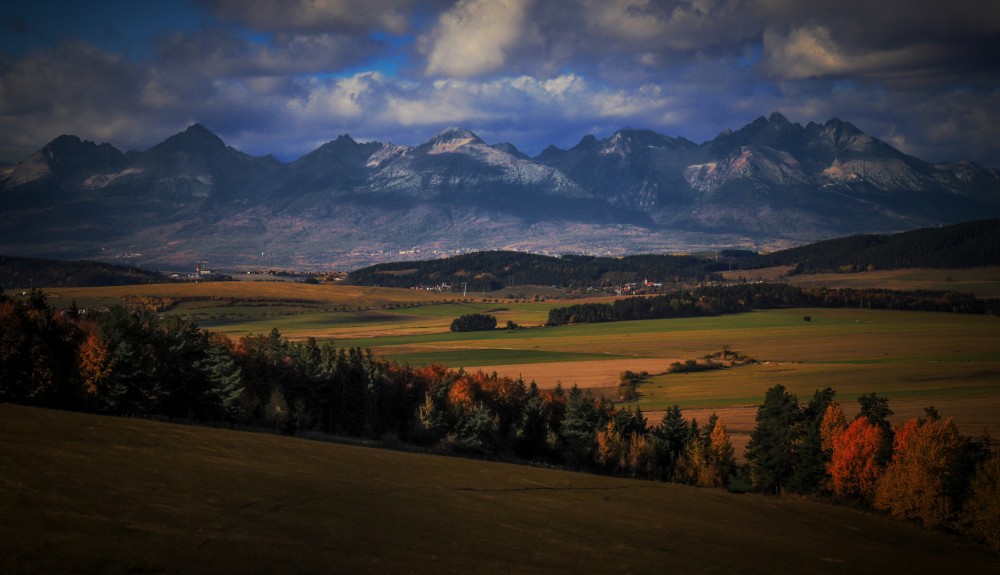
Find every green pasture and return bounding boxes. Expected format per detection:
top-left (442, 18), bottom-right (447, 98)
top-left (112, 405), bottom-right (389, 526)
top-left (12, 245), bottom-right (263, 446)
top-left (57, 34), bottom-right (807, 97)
top-left (201, 309), bottom-right (417, 337)
top-left (382, 348), bottom-right (628, 368)
top-left (633, 360), bottom-right (1000, 411)
top-left (3, 404), bottom-right (996, 575)
top-left (786, 266), bottom-right (1000, 298)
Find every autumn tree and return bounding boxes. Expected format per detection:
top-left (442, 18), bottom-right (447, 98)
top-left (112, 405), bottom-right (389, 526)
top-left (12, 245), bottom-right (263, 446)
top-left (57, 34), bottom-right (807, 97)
top-left (961, 455), bottom-right (1000, 552)
top-left (415, 390), bottom-right (449, 444)
top-left (0, 293), bottom-right (83, 408)
top-left (828, 416), bottom-right (885, 502)
top-left (747, 384), bottom-right (801, 493)
top-left (686, 416), bottom-right (736, 488)
top-left (857, 392), bottom-right (894, 463)
top-left (874, 417), bottom-right (973, 528)
top-left (819, 401), bottom-right (847, 454)
top-left (596, 421), bottom-right (626, 472)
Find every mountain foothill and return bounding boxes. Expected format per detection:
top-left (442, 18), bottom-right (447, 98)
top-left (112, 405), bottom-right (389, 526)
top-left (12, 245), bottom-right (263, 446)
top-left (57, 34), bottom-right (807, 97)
top-left (2, 112), bottom-right (999, 270)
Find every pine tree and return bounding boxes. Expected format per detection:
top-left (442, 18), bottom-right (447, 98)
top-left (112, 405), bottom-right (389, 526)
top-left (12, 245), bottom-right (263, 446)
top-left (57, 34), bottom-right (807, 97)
top-left (560, 386), bottom-right (599, 466)
top-left (747, 384), bottom-right (801, 494)
top-left (653, 405), bottom-right (690, 481)
top-left (790, 388), bottom-right (837, 493)
top-left (196, 338), bottom-right (245, 420)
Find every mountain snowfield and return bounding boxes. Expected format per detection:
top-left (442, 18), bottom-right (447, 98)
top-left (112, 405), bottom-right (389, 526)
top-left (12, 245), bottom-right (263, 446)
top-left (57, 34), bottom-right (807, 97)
top-left (2, 113), bottom-right (999, 270)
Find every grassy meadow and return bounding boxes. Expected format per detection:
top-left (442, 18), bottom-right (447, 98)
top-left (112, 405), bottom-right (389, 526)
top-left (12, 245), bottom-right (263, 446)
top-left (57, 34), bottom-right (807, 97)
top-left (723, 266), bottom-right (1000, 298)
top-left (3, 404), bottom-right (998, 575)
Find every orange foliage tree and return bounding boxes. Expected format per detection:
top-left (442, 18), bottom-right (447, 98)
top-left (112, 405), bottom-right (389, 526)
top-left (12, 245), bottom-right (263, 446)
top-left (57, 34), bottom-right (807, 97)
top-left (828, 416), bottom-right (885, 502)
top-left (447, 375), bottom-right (482, 412)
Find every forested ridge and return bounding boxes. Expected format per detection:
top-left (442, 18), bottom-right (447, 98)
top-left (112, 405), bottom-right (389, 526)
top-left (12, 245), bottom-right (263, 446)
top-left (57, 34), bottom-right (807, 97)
top-left (0, 254), bottom-right (173, 289)
top-left (347, 251), bottom-right (718, 289)
top-left (1, 288), bottom-right (998, 551)
top-left (546, 282), bottom-right (999, 325)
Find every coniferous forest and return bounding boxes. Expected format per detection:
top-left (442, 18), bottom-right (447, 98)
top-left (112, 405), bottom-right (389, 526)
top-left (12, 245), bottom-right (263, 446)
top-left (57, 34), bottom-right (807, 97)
top-left (1, 287), bottom-right (998, 552)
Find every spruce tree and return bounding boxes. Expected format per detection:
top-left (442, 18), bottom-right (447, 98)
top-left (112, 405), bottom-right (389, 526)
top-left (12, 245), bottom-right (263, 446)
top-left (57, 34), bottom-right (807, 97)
top-left (746, 384), bottom-right (801, 494)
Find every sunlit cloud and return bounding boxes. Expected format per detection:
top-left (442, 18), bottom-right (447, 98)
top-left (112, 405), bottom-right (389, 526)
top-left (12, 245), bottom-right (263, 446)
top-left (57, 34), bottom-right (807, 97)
top-left (422, 0), bottom-right (534, 77)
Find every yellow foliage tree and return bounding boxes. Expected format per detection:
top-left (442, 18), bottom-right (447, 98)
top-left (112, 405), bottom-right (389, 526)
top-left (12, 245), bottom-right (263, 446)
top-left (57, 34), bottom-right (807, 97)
top-left (819, 402), bottom-right (847, 454)
top-left (596, 422), bottom-right (625, 472)
top-left (874, 417), bottom-right (966, 528)
top-left (962, 455), bottom-right (1000, 552)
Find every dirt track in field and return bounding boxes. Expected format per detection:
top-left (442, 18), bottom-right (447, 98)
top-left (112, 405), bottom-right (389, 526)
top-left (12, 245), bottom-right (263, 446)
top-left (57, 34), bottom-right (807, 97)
top-left (462, 358), bottom-right (678, 389)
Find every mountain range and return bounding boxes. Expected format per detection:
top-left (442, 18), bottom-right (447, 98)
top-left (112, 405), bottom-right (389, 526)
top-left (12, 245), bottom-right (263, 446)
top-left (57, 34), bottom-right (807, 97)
top-left (2, 112), bottom-right (999, 270)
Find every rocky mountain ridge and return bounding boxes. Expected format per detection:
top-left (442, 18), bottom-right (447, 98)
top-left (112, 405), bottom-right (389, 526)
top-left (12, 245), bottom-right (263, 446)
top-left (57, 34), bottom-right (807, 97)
top-left (2, 113), bottom-right (998, 270)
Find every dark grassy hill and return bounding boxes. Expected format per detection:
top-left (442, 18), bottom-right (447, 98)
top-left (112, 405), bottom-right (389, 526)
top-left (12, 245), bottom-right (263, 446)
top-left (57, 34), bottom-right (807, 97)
top-left (744, 219), bottom-right (1000, 273)
top-left (0, 254), bottom-right (172, 289)
top-left (2, 404), bottom-right (996, 575)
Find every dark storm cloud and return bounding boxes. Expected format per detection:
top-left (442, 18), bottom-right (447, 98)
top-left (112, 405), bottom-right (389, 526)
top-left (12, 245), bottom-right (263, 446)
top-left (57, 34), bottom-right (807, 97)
top-left (153, 27), bottom-right (384, 77)
top-left (203, 0), bottom-right (416, 34)
top-left (0, 0), bottom-right (997, 168)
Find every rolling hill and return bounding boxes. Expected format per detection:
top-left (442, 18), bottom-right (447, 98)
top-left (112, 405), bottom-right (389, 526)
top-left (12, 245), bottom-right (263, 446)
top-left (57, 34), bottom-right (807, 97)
top-left (2, 404), bottom-right (997, 574)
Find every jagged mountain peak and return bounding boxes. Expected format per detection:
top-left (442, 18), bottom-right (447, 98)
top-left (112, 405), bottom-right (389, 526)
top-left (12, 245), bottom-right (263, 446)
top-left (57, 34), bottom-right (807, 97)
top-left (146, 123), bottom-right (229, 158)
top-left (38, 134), bottom-right (127, 178)
top-left (768, 111), bottom-right (792, 125)
top-left (417, 127), bottom-right (485, 155)
top-left (491, 142), bottom-right (528, 160)
top-left (431, 126), bottom-right (481, 142)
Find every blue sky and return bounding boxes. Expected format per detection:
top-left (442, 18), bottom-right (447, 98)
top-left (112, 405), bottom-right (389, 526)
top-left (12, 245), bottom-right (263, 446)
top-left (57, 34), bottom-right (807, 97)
top-left (2, 0), bottom-right (998, 168)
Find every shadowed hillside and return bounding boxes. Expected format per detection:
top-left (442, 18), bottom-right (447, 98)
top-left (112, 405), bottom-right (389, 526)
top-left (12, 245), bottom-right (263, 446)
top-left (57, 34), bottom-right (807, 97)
top-left (1, 404), bottom-right (996, 575)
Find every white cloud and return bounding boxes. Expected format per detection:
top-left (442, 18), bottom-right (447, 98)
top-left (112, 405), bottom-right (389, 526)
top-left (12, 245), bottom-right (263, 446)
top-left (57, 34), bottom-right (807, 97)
top-left (422, 0), bottom-right (534, 77)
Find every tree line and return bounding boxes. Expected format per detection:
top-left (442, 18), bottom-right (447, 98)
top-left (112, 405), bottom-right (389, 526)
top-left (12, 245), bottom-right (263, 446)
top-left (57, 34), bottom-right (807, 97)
top-left (347, 250), bottom-right (716, 290)
top-left (546, 283), bottom-right (1000, 325)
top-left (1, 289), bottom-right (997, 551)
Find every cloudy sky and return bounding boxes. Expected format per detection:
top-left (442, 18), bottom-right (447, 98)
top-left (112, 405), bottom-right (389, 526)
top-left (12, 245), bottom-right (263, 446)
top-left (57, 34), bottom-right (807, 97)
top-left (2, 0), bottom-right (998, 167)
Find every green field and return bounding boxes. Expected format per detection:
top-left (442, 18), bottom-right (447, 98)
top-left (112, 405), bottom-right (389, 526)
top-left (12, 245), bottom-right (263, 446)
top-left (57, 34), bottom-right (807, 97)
top-left (3, 404), bottom-right (997, 575)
